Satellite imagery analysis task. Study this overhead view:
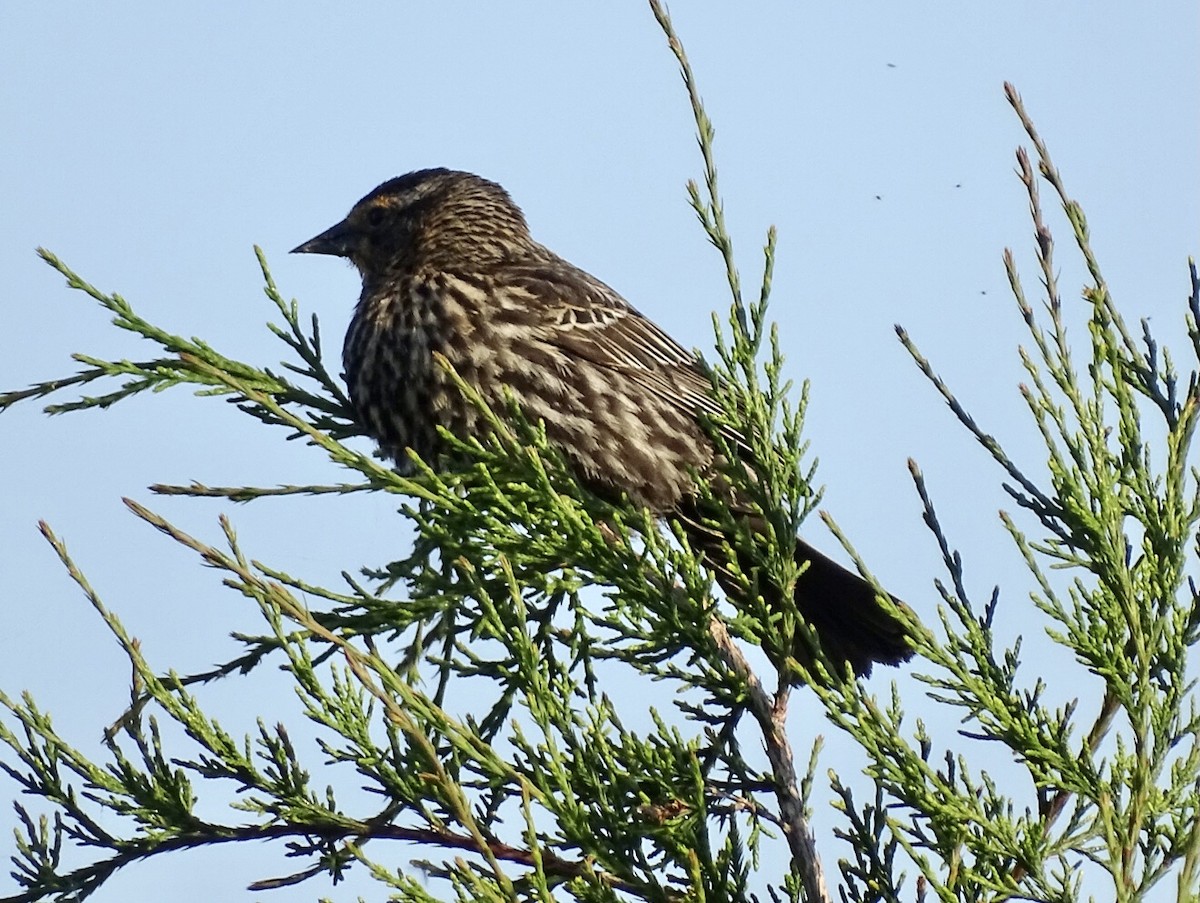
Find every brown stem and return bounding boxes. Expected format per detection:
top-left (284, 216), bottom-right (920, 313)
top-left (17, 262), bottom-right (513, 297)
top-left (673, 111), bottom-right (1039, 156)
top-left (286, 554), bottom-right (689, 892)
top-left (708, 616), bottom-right (830, 903)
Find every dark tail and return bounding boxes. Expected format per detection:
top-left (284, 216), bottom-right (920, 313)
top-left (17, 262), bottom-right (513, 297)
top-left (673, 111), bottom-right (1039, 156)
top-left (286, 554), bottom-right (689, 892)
top-left (679, 508), bottom-right (913, 679)
top-left (789, 537), bottom-right (912, 677)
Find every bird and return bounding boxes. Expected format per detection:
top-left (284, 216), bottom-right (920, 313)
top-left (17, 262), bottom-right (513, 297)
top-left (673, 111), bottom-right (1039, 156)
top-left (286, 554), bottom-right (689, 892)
top-left (292, 168), bottom-right (912, 679)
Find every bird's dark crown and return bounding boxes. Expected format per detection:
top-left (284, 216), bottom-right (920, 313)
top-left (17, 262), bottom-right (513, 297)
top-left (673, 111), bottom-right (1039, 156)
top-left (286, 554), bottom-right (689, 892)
top-left (292, 168), bottom-right (534, 276)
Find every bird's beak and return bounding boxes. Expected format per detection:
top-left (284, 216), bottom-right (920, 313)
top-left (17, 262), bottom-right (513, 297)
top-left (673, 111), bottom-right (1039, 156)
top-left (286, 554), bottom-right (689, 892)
top-left (291, 219), bottom-right (355, 257)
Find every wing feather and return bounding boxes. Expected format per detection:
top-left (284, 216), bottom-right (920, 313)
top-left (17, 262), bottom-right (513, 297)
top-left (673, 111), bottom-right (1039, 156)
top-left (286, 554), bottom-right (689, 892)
top-left (503, 261), bottom-right (746, 450)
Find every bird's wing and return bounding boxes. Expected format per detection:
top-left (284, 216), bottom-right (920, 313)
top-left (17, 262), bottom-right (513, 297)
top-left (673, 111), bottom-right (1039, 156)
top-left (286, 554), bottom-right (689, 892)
top-left (503, 262), bottom-right (746, 449)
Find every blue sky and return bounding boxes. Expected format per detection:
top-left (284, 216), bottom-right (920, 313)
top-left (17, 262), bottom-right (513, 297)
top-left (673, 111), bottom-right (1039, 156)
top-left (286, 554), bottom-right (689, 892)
top-left (2, 3), bottom-right (1197, 900)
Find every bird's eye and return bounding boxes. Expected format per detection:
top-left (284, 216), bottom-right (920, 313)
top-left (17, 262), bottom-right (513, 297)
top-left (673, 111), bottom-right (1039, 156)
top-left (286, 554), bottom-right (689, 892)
top-left (365, 206), bottom-right (387, 228)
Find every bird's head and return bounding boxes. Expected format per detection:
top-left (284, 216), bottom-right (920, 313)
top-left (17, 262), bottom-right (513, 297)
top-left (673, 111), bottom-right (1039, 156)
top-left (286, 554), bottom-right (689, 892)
top-left (291, 168), bottom-right (532, 278)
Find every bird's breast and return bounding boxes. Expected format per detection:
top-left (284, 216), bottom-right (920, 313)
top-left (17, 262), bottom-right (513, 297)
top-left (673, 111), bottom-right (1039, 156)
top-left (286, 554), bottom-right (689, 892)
top-left (343, 279), bottom-right (445, 466)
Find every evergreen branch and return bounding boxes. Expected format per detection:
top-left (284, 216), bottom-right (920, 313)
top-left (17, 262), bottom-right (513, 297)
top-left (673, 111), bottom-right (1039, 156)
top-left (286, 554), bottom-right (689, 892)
top-left (253, 245), bottom-right (355, 412)
top-left (0, 361), bottom-right (170, 413)
top-left (0, 819), bottom-right (640, 903)
top-left (890, 83), bottom-right (1200, 899)
top-left (895, 325), bottom-right (1066, 540)
top-left (1, 250), bottom-right (359, 452)
top-left (648, 0), bottom-right (744, 324)
top-left (102, 500), bottom-right (650, 897)
top-left (148, 481), bottom-right (374, 500)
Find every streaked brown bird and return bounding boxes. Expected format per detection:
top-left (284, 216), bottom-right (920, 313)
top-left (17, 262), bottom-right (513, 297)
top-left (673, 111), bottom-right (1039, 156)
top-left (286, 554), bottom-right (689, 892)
top-left (293, 168), bottom-right (912, 678)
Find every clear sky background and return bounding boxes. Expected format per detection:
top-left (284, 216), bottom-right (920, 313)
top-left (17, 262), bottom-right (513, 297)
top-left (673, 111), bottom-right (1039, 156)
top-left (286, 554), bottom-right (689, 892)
top-left (2, 3), bottom-right (1197, 900)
